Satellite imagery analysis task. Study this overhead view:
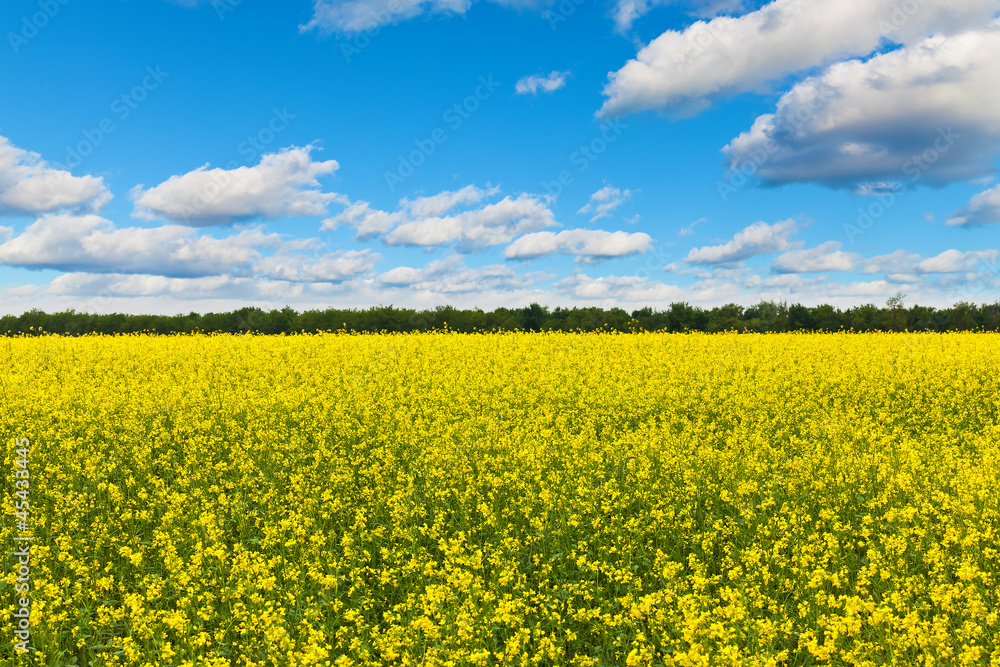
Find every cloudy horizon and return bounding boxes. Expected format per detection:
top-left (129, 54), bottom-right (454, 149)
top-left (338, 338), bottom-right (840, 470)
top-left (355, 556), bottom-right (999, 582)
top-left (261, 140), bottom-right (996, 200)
top-left (2, 0), bottom-right (999, 315)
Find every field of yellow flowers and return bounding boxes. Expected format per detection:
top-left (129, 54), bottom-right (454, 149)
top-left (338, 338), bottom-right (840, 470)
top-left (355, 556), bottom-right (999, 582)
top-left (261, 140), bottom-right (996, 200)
top-left (2, 331), bottom-right (999, 666)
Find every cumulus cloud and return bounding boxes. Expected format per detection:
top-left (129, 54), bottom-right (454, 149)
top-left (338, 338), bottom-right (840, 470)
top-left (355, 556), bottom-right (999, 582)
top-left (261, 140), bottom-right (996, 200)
top-left (946, 183), bottom-right (1000, 226)
top-left (599, 0), bottom-right (1000, 117)
top-left (0, 213), bottom-right (376, 284)
top-left (916, 248), bottom-right (999, 273)
top-left (515, 71), bottom-right (570, 95)
top-left (131, 146), bottom-right (343, 226)
top-left (385, 194), bottom-right (555, 250)
top-left (301, 0), bottom-right (744, 36)
top-left (504, 229), bottom-right (651, 263)
top-left (772, 241), bottom-right (861, 273)
top-left (860, 249), bottom-right (923, 274)
top-left (857, 248), bottom-right (1000, 275)
top-left (577, 185), bottom-right (632, 221)
top-left (0, 214), bottom-right (276, 277)
top-left (0, 135), bottom-right (112, 215)
top-left (685, 219), bottom-right (795, 265)
top-left (885, 273), bottom-right (922, 284)
top-left (27, 272), bottom-right (358, 312)
top-left (326, 201), bottom-right (407, 241)
top-left (401, 184), bottom-right (499, 217)
top-left (327, 186), bottom-right (557, 252)
top-left (254, 250), bottom-right (379, 283)
top-left (46, 272), bottom-right (251, 299)
top-left (378, 255), bottom-right (535, 293)
top-left (554, 272), bottom-right (685, 301)
top-left (722, 25), bottom-right (1000, 189)
top-left (326, 186), bottom-right (500, 241)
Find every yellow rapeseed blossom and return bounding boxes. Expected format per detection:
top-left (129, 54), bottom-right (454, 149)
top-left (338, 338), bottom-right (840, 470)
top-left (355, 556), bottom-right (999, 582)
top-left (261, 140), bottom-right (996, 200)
top-left (1, 331), bottom-right (998, 665)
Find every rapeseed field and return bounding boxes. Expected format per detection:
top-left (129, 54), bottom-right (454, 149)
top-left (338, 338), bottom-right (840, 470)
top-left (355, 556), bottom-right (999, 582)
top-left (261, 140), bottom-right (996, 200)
top-left (2, 332), bottom-right (998, 666)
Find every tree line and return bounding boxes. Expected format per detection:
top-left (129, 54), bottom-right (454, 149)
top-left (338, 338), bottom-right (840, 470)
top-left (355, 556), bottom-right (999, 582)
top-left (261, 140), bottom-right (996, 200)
top-left (4, 297), bottom-right (1000, 335)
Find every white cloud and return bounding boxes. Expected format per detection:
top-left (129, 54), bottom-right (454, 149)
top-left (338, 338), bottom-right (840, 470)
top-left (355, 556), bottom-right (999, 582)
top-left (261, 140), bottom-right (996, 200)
top-left (255, 250), bottom-right (379, 283)
top-left (3, 265), bottom-right (553, 315)
top-left (378, 255), bottom-right (536, 293)
top-left (26, 271), bottom-right (373, 313)
top-left (8, 247), bottom-right (997, 314)
top-left (0, 214), bottom-right (377, 284)
top-left (385, 194), bottom-right (555, 250)
top-left (917, 248), bottom-right (999, 273)
top-left (612, 0), bottom-right (747, 34)
top-left (515, 71), bottom-right (570, 95)
top-left (0, 135), bottom-right (111, 215)
top-left (46, 273), bottom-right (254, 299)
top-left (325, 201), bottom-right (407, 241)
top-left (772, 241), bottom-right (861, 273)
top-left (577, 185), bottom-right (632, 221)
top-left (858, 248), bottom-right (1000, 276)
top-left (722, 25), bottom-right (1000, 188)
top-left (504, 229), bottom-right (651, 263)
top-left (401, 184), bottom-right (499, 217)
top-left (328, 186), bottom-right (557, 252)
top-left (0, 214), bottom-right (277, 277)
top-left (132, 146), bottom-right (343, 226)
top-left (302, 0), bottom-right (551, 33)
top-left (301, 0), bottom-right (744, 36)
top-left (946, 183), bottom-right (1000, 226)
top-left (860, 249), bottom-right (923, 274)
top-left (599, 0), bottom-right (1000, 117)
top-left (325, 185), bottom-right (499, 240)
top-left (553, 273), bottom-right (685, 301)
top-left (685, 219), bottom-right (796, 265)
top-left (47, 272), bottom-right (252, 299)
top-left (886, 273), bottom-right (922, 283)
top-left (822, 279), bottom-right (901, 299)
top-left (302, 0), bottom-right (463, 33)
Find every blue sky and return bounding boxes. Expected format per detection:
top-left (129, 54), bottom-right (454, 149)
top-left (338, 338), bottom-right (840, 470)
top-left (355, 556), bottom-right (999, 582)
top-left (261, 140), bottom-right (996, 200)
top-left (1, 0), bottom-right (998, 314)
